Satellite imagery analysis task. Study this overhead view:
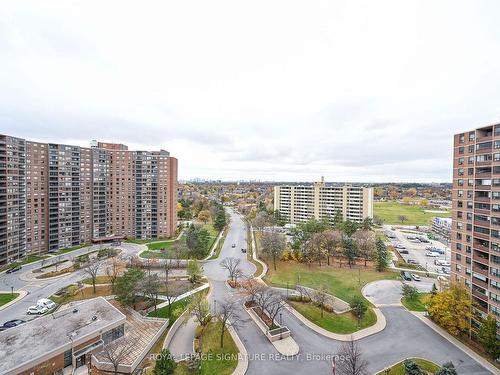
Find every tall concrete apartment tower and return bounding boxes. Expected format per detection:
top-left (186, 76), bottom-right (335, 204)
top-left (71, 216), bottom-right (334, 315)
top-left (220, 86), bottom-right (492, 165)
top-left (452, 124), bottom-right (500, 335)
top-left (0, 135), bottom-right (178, 265)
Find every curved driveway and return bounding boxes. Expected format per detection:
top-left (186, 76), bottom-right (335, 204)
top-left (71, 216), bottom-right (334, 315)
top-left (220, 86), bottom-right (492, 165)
top-left (1, 210), bottom-right (496, 374)
top-left (204, 210), bottom-right (495, 375)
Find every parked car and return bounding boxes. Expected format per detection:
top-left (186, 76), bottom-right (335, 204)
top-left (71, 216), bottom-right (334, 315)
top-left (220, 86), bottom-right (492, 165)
top-left (399, 249), bottom-right (409, 254)
top-left (401, 271), bottom-right (412, 281)
top-left (27, 305), bottom-right (49, 315)
top-left (1, 319), bottom-right (25, 330)
top-left (241, 248), bottom-right (247, 253)
top-left (442, 267), bottom-right (451, 274)
top-left (231, 244), bottom-right (236, 248)
top-left (407, 259), bottom-right (418, 265)
top-left (386, 232), bottom-right (397, 239)
top-left (37, 298), bottom-right (56, 310)
top-left (417, 236), bottom-right (430, 243)
top-left (406, 235), bottom-right (417, 240)
top-left (6, 265), bottom-right (22, 274)
top-left (411, 273), bottom-right (421, 281)
top-left (395, 244), bottom-right (406, 249)
top-left (425, 251), bottom-right (440, 257)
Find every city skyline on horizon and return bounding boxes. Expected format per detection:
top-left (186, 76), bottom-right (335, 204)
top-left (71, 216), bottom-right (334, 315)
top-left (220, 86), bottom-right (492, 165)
top-left (2, 1), bottom-right (500, 182)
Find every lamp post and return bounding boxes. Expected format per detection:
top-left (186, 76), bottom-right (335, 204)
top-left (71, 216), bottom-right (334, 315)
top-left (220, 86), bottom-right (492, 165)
top-left (214, 299), bottom-right (217, 315)
top-left (279, 313), bottom-right (283, 340)
top-left (10, 286), bottom-right (13, 296)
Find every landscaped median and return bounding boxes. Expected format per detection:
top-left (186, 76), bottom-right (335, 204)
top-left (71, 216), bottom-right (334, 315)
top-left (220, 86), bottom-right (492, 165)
top-left (375, 357), bottom-right (441, 375)
top-left (0, 292), bottom-right (20, 308)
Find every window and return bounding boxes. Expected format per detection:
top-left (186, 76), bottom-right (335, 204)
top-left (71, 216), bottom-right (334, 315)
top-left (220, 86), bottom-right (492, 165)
top-left (476, 141), bottom-right (492, 150)
top-left (459, 146), bottom-right (464, 154)
top-left (458, 157), bottom-right (464, 165)
top-left (459, 134), bottom-right (465, 143)
top-left (458, 168), bottom-right (464, 176)
top-left (456, 253), bottom-right (462, 261)
top-left (495, 140), bottom-right (500, 149)
top-left (476, 154), bottom-right (492, 162)
top-left (458, 190), bottom-right (464, 198)
top-left (456, 244), bottom-right (462, 252)
top-left (102, 324), bottom-right (124, 344)
top-left (458, 179), bottom-right (464, 186)
top-left (469, 132), bottom-right (475, 141)
top-left (468, 156), bottom-right (474, 164)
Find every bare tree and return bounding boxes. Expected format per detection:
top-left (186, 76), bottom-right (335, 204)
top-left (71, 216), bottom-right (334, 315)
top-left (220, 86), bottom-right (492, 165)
top-left (162, 258), bottom-right (174, 284)
top-left (171, 242), bottom-right (183, 268)
top-left (352, 230), bottom-right (376, 267)
top-left (312, 285), bottom-right (329, 318)
top-left (335, 337), bottom-right (368, 375)
top-left (187, 292), bottom-right (212, 326)
top-left (220, 257), bottom-right (242, 282)
top-left (323, 230), bottom-right (343, 266)
top-left (54, 255), bottom-right (63, 272)
top-left (83, 258), bottom-right (102, 293)
top-left (106, 257), bottom-right (124, 290)
top-left (261, 231), bottom-right (287, 270)
top-left (217, 299), bottom-right (242, 348)
top-left (253, 286), bottom-right (284, 327)
top-left (252, 211), bottom-right (273, 231)
top-left (162, 281), bottom-right (178, 319)
top-left (241, 277), bottom-right (266, 306)
top-left (140, 274), bottom-right (161, 313)
top-left (308, 232), bottom-right (328, 266)
top-left (99, 338), bottom-right (135, 375)
top-left (296, 285), bottom-right (312, 302)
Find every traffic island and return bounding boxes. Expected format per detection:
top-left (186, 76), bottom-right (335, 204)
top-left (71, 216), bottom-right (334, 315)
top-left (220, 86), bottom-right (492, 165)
top-left (244, 303), bottom-right (299, 356)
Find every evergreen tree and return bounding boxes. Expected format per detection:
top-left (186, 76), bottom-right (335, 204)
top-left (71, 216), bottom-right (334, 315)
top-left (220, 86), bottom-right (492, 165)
top-left (342, 237), bottom-right (357, 268)
top-left (115, 267), bottom-right (145, 308)
top-left (375, 239), bottom-right (389, 272)
top-left (153, 349), bottom-right (177, 374)
top-left (435, 362), bottom-right (457, 375)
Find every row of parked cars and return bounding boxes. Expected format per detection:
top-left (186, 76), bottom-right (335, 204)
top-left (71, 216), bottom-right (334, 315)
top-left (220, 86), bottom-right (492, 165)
top-left (0, 298), bottom-right (57, 332)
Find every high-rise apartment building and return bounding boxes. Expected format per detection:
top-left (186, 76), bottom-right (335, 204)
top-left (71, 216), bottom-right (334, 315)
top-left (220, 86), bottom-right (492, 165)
top-left (452, 124), bottom-right (500, 335)
top-left (273, 179), bottom-right (373, 224)
top-left (0, 135), bottom-right (178, 265)
top-left (0, 135), bottom-right (27, 263)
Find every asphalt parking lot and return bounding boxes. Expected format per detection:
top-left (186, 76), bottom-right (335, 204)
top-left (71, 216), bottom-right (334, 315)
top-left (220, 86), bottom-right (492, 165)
top-left (384, 225), bottom-right (451, 274)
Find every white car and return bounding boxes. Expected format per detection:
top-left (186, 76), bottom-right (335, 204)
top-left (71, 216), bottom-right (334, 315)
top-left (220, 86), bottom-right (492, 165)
top-left (411, 273), bottom-right (421, 281)
top-left (395, 244), bottom-right (406, 249)
top-left (27, 305), bottom-right (49, 315)
top-left (37, 298), bottom-right (56, 310)
top-left (425, 251), bottom-right (440, 257)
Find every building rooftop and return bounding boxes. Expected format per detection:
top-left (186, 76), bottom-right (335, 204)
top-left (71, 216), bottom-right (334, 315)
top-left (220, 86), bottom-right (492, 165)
top-left (0, 297), bottom-right (126, 374)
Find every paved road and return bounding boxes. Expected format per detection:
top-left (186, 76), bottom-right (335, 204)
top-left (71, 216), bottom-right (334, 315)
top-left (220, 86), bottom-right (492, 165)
top-left (2, 211), bottom-right (495, 374)
top-left (205, 211), bottom-right (494, 374)
top-left (0, 242), bottom-right (141, 323)
top-left (363, 278), bottom-right (434, 306)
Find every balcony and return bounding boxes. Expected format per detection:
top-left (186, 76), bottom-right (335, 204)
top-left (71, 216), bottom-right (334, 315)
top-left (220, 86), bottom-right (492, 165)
top-left (472, 289), bottom-right (489, 303)
top-left (472, 264), bottom-right (489, 276)
top-left (473, 252), bottom-right (489, 265)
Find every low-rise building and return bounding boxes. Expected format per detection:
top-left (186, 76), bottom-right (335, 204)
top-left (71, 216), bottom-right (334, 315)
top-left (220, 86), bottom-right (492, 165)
top-left (431, 217), bottom-right (452, 241)
top-left (0, 297), bottom-right (126, 375)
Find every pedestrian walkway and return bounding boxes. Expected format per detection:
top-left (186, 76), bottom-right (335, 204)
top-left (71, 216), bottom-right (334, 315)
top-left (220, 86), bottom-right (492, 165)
top-left (156, 283), bottom-right (209, 309)
top-left (167, 315), bottom-right (198, 361)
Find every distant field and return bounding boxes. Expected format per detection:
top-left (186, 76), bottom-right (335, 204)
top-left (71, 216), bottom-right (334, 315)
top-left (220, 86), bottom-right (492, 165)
top-left (374, 201), bottom-right (451, 226)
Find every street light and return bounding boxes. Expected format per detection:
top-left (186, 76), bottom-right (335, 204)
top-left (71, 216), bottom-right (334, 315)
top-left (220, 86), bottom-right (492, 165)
top-left (10, 286), bottom-right (13, 296)
top-left (279, 313), bottom-right (283, 340)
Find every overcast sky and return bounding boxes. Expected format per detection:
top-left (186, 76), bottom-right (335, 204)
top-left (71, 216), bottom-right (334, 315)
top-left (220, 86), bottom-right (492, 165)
top-left (1, 1), bottom-right (500, 182)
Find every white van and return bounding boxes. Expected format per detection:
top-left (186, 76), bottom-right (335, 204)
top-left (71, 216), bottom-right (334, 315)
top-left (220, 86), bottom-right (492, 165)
top-left (37, 298), bottom-right (56, 310)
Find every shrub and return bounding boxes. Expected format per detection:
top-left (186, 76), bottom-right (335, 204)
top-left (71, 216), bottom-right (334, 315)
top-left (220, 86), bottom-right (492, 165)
top-left (403, 359), bottom-right (423, 375)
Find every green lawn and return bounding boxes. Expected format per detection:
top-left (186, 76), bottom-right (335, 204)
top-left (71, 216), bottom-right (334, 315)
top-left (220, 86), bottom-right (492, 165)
top-left (200, 321), bottom-right (238, 375)
top-left (376, 358), bottom-right (440, 375)
top-left (401, 292), bottom-right (429, 312)
top-left (143, 225), bottom-right (219, 259)
top-left (55, 243), bottom-right (90, 255)
top-left (81, 276), bottom-right (112, 285)
top-left (374, 201), bottom-right (451, 225)
top-left (147, 289), bottom-right (208, 325)
top-left (1, 254), bottom-right (50, 272)
top-left (265, 261), bottom-right (398, 304)
top-left (288, 300), bottom-right (377, 334)
top-left (0, 293), bottom-right (20, 307)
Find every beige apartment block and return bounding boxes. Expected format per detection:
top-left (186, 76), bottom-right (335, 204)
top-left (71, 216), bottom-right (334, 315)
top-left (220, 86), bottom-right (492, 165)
top-left (452, 124), bottom-right (500, 335)
top-left (273, 178), bottom-right (373, 224)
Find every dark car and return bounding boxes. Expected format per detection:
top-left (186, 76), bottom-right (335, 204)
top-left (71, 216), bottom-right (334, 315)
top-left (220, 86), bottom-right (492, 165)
top-left (400, 271), bottom-right (412, 281)
top-left (6, 265), bottom-right (22, 274)
top-left (241, 248), bottom-right (247, 253)
top-left (1, 319), bottom-right (25, 329)
top-left (399, 249), bottom-right (409, 254)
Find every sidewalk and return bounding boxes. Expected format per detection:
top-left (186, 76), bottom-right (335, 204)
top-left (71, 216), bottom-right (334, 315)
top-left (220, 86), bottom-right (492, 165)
top-left (156, 283), bottom-right (209, 309)
top-left (411, 312), bottom-right (500, 375)
top-left (0, 290), bottom-right (28, 311)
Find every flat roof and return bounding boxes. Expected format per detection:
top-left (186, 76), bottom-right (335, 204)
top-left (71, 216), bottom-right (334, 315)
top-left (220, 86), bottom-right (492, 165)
top-left (0, 297), bottom-right (126, 374)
